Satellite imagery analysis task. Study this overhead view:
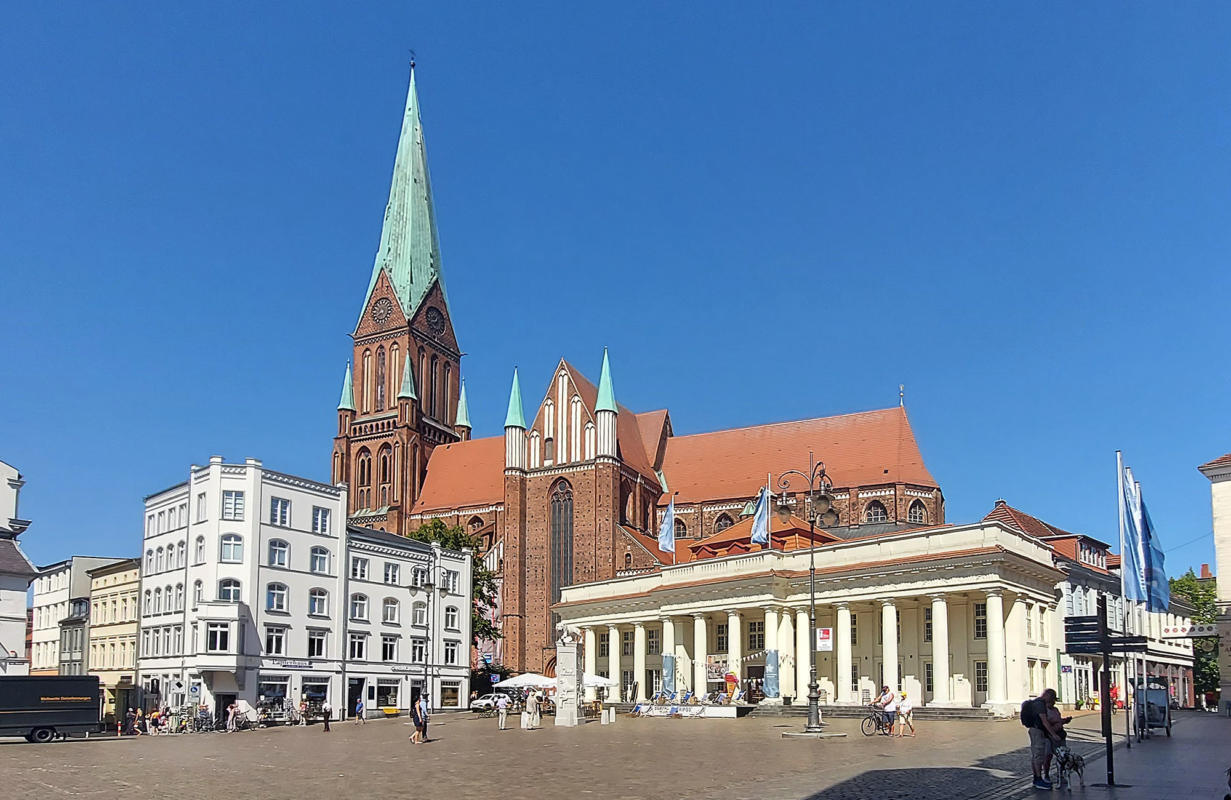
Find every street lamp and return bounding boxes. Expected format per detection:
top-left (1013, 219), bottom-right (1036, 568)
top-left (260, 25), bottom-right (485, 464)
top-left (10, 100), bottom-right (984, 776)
top-left (775, 451), bottom-right (838, 734)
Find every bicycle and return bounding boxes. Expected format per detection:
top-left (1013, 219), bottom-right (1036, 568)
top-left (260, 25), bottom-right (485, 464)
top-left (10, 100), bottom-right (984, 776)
top-left (860, 704), bottom-right (891, 737)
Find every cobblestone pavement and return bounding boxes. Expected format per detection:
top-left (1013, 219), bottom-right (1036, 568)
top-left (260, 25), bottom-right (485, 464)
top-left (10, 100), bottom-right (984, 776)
top-left (0, 710), bottom-right (1119, 800)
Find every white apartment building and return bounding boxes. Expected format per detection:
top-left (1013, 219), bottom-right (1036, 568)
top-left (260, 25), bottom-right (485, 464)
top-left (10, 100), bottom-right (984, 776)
top-left (30, 556), bottom-right (125, 675)
top-left (0, 459), bottom-right (36, 675)
top-left (137, 457), bottom-right (471, 719)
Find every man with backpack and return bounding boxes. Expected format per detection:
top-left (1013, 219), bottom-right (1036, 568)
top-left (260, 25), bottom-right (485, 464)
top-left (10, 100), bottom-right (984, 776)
top-left (1021, 688), bottom-right (1063, 790)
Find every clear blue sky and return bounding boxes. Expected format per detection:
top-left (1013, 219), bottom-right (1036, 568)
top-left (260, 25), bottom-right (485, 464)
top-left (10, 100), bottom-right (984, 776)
top-left (3, 3), bottom-right (1228, 576)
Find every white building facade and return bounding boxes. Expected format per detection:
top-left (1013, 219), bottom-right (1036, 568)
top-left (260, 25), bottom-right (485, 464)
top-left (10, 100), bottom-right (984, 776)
top-left (0, 459), bottom-right (36, 675)
top-left (1199, 453), bottom-right (1231, 714)
top-left (137, 457), bottom-right (471, 718)
top-left (30, 556), bottom-right (124, 675)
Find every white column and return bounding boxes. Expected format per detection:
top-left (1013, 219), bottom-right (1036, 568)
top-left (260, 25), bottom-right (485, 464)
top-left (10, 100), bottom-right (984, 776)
top-left (986, 590), bottom-right (1008, 705)
top-left (929, 594), bottom-right (951, 706)
top-left (835, 603), bottom-right (852, 703)
top-left (795, 607), bottom-right (810, 703)
top-left (763, 606), bottom-right (780, 699)
top-left (607, 624), bottom-right (620, 701)
top-left (633, 623), bottom-right (647, 701)
top-left (583, 627), bottom-right (597, 702)
top-left (1006, 595), bottom-right (1028, 702)
top-left (779, 608), bottom-right (796, 701)
top-left (727, 609), bottom-right (742, 680)
top-left (881, 600), bottom-right (899, 691)
top-left (661, 617), bottom-right (677, 694)
top-left (692, 613), bottom-right (708, 695)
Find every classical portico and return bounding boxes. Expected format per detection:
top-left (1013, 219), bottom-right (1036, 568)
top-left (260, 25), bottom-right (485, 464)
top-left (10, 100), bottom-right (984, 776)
top-left (557, 520), bottom-right (1062, 714)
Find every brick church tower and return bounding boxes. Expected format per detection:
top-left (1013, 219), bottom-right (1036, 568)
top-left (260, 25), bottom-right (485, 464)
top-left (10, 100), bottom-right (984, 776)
top-left (331, 65), bottom-right (468, 534)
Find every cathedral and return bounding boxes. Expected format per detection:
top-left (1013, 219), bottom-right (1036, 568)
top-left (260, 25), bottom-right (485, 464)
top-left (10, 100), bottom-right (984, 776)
top-left (333, 68), bottom-right (945, 675)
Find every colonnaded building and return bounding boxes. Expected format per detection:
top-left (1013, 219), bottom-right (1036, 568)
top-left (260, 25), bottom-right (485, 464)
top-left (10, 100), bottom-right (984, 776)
top-left (327, 67), bottom-right (1191, 712)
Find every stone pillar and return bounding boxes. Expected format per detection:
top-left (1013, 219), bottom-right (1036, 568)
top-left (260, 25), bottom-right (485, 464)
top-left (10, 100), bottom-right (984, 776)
top-left (607, 624), bottom-right (620, 702)
top-left (762, 606), bottom-right (780, 700)
top-left (727, 609), bottom-right (743, 681)
top-left (1006, 595), bottom-right (1028, 703)
top-left (633, 623), bottom-right (648, 701)
top-left (583, 627), bottom-right (597, 702)
top-left (661, 617), bottom-right (677, 695)
top-left (779, 608), bottom-right (796, 701)
top-left (795, 607), bottom-right (811, 704)
top-left (835, 603), bottom-right (852, 703)
top-left (692, 613), bottom-right (708, 696)
top-left (929, 594), bottom-right (951, 706)
top-left (985, 590), bottom-right (1008, 706)
top-left (881, 600), bottom-right (899, 691)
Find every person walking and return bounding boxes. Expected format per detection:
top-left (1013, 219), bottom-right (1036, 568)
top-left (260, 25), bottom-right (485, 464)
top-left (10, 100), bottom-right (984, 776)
top-left (409, 695), bottom-right (423, 744)
top-left (355, 697), bottom-right (365, 724)
top-left (895, 692), bottom-right (915, 737)
top-left (123, 708), bottom-right (136, 736)
top-left (322, 699), bottom-right (332, 732)
top-left (1021, 688), bottom-right (1063, 790)
top-left (298, 699), bottom-right (308, 726)
top-left (417, 694), bottom-right (430, 742)
top-left (226, 702), bottom-right (237, 733)
top-left (496, 692), bottom-right (510, 730)
top-left (526, 690), bottom-right (540, 730)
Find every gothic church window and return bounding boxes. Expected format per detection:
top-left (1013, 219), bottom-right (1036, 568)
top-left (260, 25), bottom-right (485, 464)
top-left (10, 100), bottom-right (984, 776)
top-left (864, 501), bottom-right (888, 523)
top-left (362, 349), bottom-right (373, 413)
top-left (907, 500), bottom-right (927, 525)
top-left (715, 514), bottom-right (734, 533)
top-left (549, 480), bottom-right (574, 618)
top-left (376, 347), bottom-right (386, 411)
top-left (430, 356), bottom-right (439, 418)
top-left (674, 519), bottom-right (688, 539)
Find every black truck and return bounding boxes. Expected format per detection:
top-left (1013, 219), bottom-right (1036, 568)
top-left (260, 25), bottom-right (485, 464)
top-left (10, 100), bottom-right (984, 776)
top-left (0, 675), bottom-right (102, 743)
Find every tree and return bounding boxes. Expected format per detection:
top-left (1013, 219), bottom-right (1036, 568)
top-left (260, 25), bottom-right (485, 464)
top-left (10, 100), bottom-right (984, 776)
top-left (407, 518), bottom-right (501, 646)
top-left (1169, 569), bottom-right (1219, 694)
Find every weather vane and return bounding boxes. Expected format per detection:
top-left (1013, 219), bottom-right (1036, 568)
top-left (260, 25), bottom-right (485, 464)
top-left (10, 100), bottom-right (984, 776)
top-left (409, 49), bottom-right (417, 70)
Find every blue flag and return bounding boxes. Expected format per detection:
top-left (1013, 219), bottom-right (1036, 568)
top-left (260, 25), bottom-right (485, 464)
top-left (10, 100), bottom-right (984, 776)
top-left (750, 488), bottom-right (769, 546)
top-left (1140, 498), bottom-right (1170, 613)
top-left (1118, 456), bottom-right (1147, 604)
top-left (658, 497), bottom-right (675, 554)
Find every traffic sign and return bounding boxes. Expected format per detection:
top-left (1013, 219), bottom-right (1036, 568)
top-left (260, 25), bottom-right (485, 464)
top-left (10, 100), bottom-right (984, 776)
top-left (190, 685), bottom-right (199, 694)
top-left (482, 653), bottom-right (493, 665)
top-left (491, 675), bottom-right (501, 685)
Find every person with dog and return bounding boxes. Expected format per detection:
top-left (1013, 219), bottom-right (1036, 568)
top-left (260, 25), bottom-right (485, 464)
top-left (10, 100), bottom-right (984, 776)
top-left (1043, 697), bottom-right (1074, 785)
top-left (1021, 688), bottom-right (1064, 790)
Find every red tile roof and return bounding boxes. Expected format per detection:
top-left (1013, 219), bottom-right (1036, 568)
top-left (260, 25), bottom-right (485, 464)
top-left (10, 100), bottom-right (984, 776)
top-left (1199, 453), bottom-right (1231, 470)
top-left (412, 436), bottom-right (505, 513)
top-left (982, 501), bottom-right (1077, 540)
top-left (660, 407), bottom-right (936, 504)
top-left (687, 513), bottom-right (839, 559)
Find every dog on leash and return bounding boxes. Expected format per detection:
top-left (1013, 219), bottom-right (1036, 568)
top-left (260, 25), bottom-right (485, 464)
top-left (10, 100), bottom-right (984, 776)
top-left (1053, 745), bottom-right (1086, 789)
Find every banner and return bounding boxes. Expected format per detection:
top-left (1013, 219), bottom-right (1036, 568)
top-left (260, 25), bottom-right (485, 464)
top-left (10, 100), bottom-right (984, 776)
top-left (816, 627), bottom-right (833, 652)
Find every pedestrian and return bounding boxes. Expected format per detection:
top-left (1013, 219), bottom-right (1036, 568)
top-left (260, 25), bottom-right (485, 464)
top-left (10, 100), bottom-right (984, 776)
top-left (298, 699), bottom-right (308, 726)
top-left (1042, 697), bottom-right (1073, 784)
top-left (226, 702), bottom-right (237, 733)
top-left (496, 692), bottom-right (510, 731)
top-left (322, 699), bottom-right (332, 732)
top-left (355, 697), bottom-right (365, 724)
top-left (417, 693), bottom-right (430, 742)
top-left (409, 696), bottom-right (424, 744)
top-left (1021, 688), bottom-right (1063, 791)
top-left (526, 689), bottom-right (540, 730)
top-left (123, 708), bottom-right (136, 736)
top-left (896, 692), bottom-right (915, 737)
top-left (135, 708), bottom-right (146, 735)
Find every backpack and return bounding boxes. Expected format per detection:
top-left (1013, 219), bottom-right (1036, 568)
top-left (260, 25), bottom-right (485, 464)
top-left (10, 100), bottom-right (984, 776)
top-left (1020, 698), bottom-right (1040, 728)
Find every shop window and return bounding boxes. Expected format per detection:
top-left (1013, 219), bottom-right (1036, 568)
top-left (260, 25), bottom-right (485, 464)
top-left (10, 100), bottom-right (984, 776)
top-left (440, 681), bottom-right (461, 708)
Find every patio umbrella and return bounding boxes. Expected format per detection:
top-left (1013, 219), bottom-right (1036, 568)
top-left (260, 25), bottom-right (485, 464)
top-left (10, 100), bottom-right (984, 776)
top-left (583, 673), bottom-right (617, 688)
top-left (497, 672), bottom-right (555, 689)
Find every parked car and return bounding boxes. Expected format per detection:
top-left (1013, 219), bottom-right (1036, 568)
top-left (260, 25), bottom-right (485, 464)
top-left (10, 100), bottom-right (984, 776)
top-left (470, 693), bottom-right (505, 711)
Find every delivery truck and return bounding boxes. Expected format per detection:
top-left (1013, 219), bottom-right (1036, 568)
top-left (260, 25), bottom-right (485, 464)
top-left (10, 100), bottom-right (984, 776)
top-left (0, 675), bottom-right (102, 742)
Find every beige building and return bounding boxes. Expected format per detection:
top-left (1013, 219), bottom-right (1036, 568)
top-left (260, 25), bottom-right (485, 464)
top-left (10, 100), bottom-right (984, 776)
top-left (1198, 453), bottom-right (1231, 714)
top-left (87, 558), bottom-right (140, 721)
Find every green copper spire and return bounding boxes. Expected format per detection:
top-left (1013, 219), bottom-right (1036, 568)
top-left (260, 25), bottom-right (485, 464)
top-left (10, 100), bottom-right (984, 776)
top-left (596, 347), bottom-right (617, 413)
top-left (357, 64), bottom-right (449, 327)
top-left (338, 363), bottom-right (356, 411)
top-left (504, 369), bottom-right (526, 429)
top-left (455, 380), bottom-right (472, 428)
top-left (397, 353), bottom-right (417, 400)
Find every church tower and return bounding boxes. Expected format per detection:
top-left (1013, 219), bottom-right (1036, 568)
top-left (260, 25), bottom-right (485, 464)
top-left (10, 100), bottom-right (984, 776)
top-left (332, 64), bottom-right (463, 535)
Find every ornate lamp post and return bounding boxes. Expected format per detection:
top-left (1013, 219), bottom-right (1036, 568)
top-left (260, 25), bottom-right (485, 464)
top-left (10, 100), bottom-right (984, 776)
top-left (775, 451), bottom-right (839, 734)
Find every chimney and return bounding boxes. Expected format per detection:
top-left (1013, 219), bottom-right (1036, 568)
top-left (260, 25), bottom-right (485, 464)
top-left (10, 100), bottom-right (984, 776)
top-left (1200, 563), bottom-right (1212, 579)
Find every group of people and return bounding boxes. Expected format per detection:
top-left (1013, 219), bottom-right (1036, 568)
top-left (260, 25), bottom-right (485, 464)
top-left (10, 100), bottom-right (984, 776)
top-left (1021, 688), bottom-right (1073, 791)
top-left (120, 706), bottom-right (176, 735)
top-left (871, 685), bottom-right (917, 737)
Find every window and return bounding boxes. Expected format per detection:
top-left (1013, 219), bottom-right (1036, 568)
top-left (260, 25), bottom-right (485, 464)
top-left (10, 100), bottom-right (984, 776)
top-left (156, 548), bottom-right (165, 572)
top-left (384, 563), bottom-right (400, 585)
top-left (174, 584), bottom-right (184, 611)
top-left (924, 662), bottom-right (934, 694)
top-left (975, 660), bottom-right (988, 693)
top-left (270, 497), bottom-right (291, 526)
top-left (350, 594), bottom-right (369, 621)
top-left (444, 640), bottom-right (459, 665)
top-left (218, 579), bottom-right (241, 603)
top-left (176, 541), bottom-right (186, 568)
top-left (411, 566), bottom-right (427, 588)
top-left (716, 623), bottom-right (729, 653)
top-left (309, 589), bottom-right (328, 616)
top-left (412, 602), bottom-right (427, 626)
top-left (310, 547), bottom-right (330, 574)
top-left (621, 630), bottom-right (634, 656)
top-left (442, 569), bottom-right (460, 594)
top-left (268, 540), bottom-right (289, 567)
top-left (748, 620), bottom-right (765, 651)
top-left (308, 630), bottom-right (327, 658)
top-left (714, 513), bottom-right (734, 533)
top-left (864, 501), bottom-right (888, 523)
top-left (195, 536), bottom-right (205, 564)
top-left (153, 587), bottom-right (162, 613)
top-left (383, 598), bottom-right (400, 624)
top-left (266, 583), bottom-right (288, 612)
top-left (674, 519), bottom-right (687, 539)
top-left (444, 606), bottom-right (459, 631)
top-left (382, 635), bottom-right (398, 662)
top-left (348, 633), bottom-right (367, 660)
top-left (850, 613), bottom-right (858, 645)
top-left (907, 500), bottom-right (927, 524)
top-left (222, 490), bottom-right (245, 521)
top-left (193, 580), bottom-right (202, 604)
top-left (647, 628), bottom-right (660, 655)
top-left (1025, 605), bottom-right (1034, 642)
top-left (145, 550), bottom-right (154, 571)
top-left (598, 632), bottom-right (609, 657)
top-left (351, 557), bottom-right (369, 580)
top-left (220, 534), bottom-right (243, 562)
top-left (265, 627), bottom-right (285, 656)
top-left (206, 622), bottom-right (229, 653)
top-left (196, 492), bottom-right (206, 521)
top-left (549, 479), bottom-right (574, 614)
top-left (312, 506), bottom-right (330, 534)
top-left (924, 608), bottom-right (933, 643)
top-left (974, 603), bottom-right (988, 639)
top-left (411, 638), bottom-right (426, 663)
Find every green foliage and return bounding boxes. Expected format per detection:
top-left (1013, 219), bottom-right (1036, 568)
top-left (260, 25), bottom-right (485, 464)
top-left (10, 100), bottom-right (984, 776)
top-left (1169, 569), bottom-right (1219, 694)
top-left (407, 518), bottom-right (502, 646)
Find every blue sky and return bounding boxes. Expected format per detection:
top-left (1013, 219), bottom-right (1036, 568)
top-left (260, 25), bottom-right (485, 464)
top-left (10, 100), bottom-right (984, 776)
top-left (2, 3), bottom-right (1228, 575)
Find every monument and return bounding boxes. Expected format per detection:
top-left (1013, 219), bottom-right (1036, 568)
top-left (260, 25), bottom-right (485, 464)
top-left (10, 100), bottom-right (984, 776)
top-left (555, 629), bottom-right (583, 727)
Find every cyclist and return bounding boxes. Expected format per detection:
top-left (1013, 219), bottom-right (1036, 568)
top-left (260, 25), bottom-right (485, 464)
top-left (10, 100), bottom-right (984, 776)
top-left (873, 685), bottom-right (895, 734)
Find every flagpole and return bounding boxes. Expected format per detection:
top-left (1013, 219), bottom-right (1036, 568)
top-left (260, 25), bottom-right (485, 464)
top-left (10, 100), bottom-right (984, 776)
top-left (1117, 451), bottom-right (1134, 747)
